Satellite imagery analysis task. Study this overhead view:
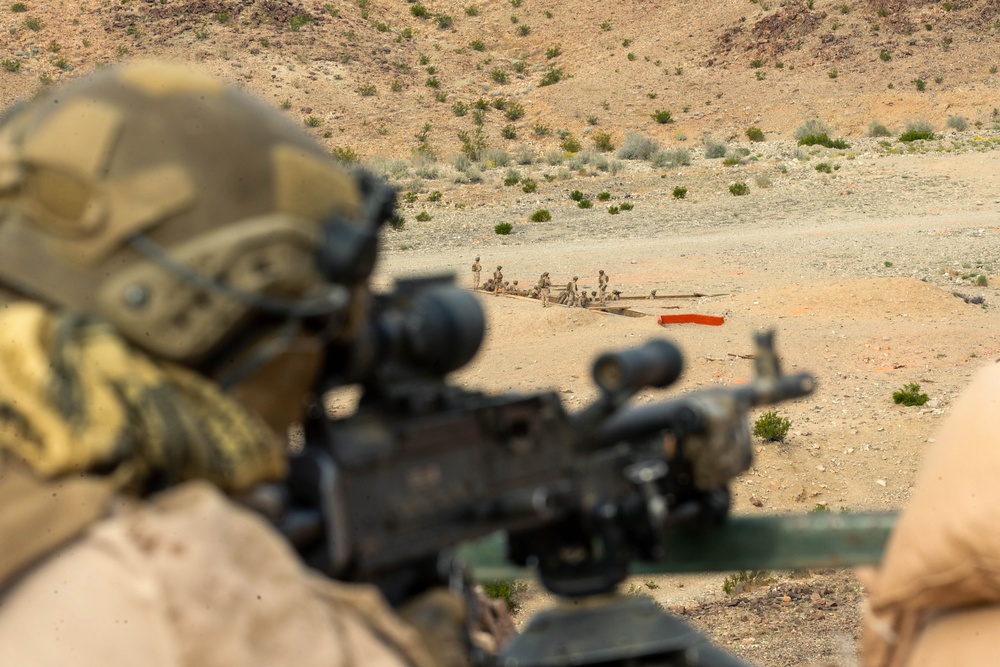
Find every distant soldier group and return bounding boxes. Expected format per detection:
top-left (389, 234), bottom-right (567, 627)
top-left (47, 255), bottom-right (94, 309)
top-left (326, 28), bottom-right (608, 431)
top-left (472, 258), bottom-right (618, 309)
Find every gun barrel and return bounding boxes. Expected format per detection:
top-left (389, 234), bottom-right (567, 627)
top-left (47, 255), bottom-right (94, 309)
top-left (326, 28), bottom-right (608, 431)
top-left (592, 339), bottom-right (684, 396)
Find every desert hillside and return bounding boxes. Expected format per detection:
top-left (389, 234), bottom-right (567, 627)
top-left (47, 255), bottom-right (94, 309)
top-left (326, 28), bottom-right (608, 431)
top-left (3, 0), bottom-right (1000, 161)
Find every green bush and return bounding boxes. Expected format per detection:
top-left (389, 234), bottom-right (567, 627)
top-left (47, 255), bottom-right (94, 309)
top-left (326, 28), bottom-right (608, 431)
top-left (868, 121), bottom-right (892, 137)
top-left (452, 101), bottom-right (468, 117)
top-left (501, 124), bottom-right (517, 140)
top-left (746, 126), bottom-right (765, 142)
top-left (976, 274), bottom-right (988, 286)
top-left (530, 209), bottom-right (551, 222)
top-left (650, 109), bottom-right (673, 124)
top-left (425, 77), bottom-right (441, 88)
top-left (608, 206), bottom-right (620, 215)
top-left (388, 214), bottom-right (405, 230)
top-left (436, 13), bottom-right (453, 28)
top-left (494, 222), bottom-right (514, 235)
top-left (561, 136), bottom-right (581, 153)
top-left (619, 202), bottom-right (633, 211)
top-left (797, 133), bottom-right (849, 149)
top-left (879, 49), bottom-right (892, 62)
top-left (899, 119), bottom-right (935, 142)
top-left (470, 39), bottom-right (485, 51)
top-left (672, 186), bottom-right (687, 199)
top-left (546, 44), bottom-right (561, 59)
top-left (912, 78), bottom-right (926, 91)
top-left (415, 211), bottom-right (432, 222)
top-left (539, 66), bottom-right (563, 86)
top-left (304, 116), bottom-right (322, 127)
top-left (815, 162), bottom-right (833, 173)
top-left (893, 383), bottom-right (928, 407)
top-left (505, 102), bottom-right (524, 121)
top-left (410, 4), bottom-right (429, 18)
top-left (288, 14), bottom-right (313, 31)
top-left (491, 68), bottom-right (508, 84)
top-left (729, 182), bottom-right (749, 196)
top-left (577, 198), bottom-right (593, 209)
top-left (23, 16), bottom-right (42, 30)
top-left (597, 191), bottom-right (611, 201)
top-left (481, 580), bottom-right (528, 613)
top-left (753, 410), bottom-right (791, 442)
top-left (569, 190), bottom-right (584, 201)
top-left (503, 169), bottom-right (521, 186)
top-left (427, 191), bottom-right (442, 202)
top-left (2, 58), bottom-right (20, 73)
top-left (650, 148), bottom-right (690, 168)
top-left (520, 178), bottom-right (537, 193)
top-left (593, 132), bottom-right (614, 152)
top-left (10, 2), bottom-right (27, 11)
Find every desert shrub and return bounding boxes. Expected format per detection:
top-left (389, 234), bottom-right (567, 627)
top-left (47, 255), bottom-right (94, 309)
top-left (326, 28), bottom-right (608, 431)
top-left (530, 209), bottom-right (551, 222)
top-left (505, 103), bottom-right (525, 121)
top-left (387, 214), bottom-right (405, 230)
top-left (427, 191), bottom-right (442, 202)
top-left (518, 24), bottom-right (531, 36)
top-left (976, 274), bottom-right (988, 286)
top-left (577, 199), bottom-right (593, 209)
top-left (520, 178), bottom-right (537, 193)
top-left (597, 191), bottom-right (611, 201)
top-left (465, 5), bottom-right (479, 16)
top-left (868, 120), bottom-right (892, 137)
top-left (494, 222), bottom-right (513, 235)
top-left (754, 174), bottom-right (772, 188)
top-left (815, 162), bottom-right (833, 173)
top-left (722, 571), bottom-right (774, 595)
top-left (893, 383), bottom-right (928, 407)
top-left (452, 101), bottom-right (468, 116)
top-left (514, 145), bottom-right (535, 165)
top-left (425, 77), bottom-right (441, 88)
top-left (479, 147), bottom-right (510, 167)
top-left (491, 68), bottom-right (508, 84)
top-left (879, 49), bottom-right (892, 61)
top-left (617, 132), bottom-right (660, 160)
top-left (358, 85), bottom-right (376, 97)
top-left (23, 16), bottom-right (42, 30)
top-left (946, 115), bottom-right (968, 131)
top-left (436, 13), bottom-right (453, 28)
top-left (650, 109), bottom-right (673, 124)
top-left (470, 39), bottom-right (485, 51)
top-left (501, 124), bottom-right (517, 140)
top-left (899, 118), bottom-right (935, 142)
top-left (593, 132), bottom-right (614, 152)
top-left (503, 169), bottom-right (521, 186)
top-left (481, 580), bottom-right (528, 614)
top-left (672, 186), bottom-right (687, 199)
top-left (560, 135), bottom-right (581, 153)
top-left (544, 149), bottom-right (563, 165)
top-left (539, 66), bottom-right (563, 86)
top-left (608, 206), bottom-right (620, 214)
top-left (415, 211), bottom-right (432, 222)
top-left (753, 410), bottom-right (791, 442)
top-left (793, 119), bottom-right (848, 148)
top-left (533, 123), bottom-right (551, 137)
top-left (651, 148), bottom-right (691, 168)
top-left (331, 146), bottom-right (360, 163)
top-left (410, 4), bottom-right (429, 17)
top-left (10, 2), bottom-right (27, 11)
top-left (619, 201), bottom-right (633, 211)
top-left (704, 138), bottom-right (728, 159)
top-left (729, 182), bottom-right (749, 196)
top-left (546, 44), bottom-right (561, 59)
top-left (746, 126), bottom-right (765, 142)
top-left (288, 14), bottom-right (313, 30)
top-left (2, 58), bottom-right (20, 73)
top-left (453, 154), bottom-right (473, 172)
top-left (569, 190), bottom-right (584, 201)
top-left (912, 77), bottom-right (926, 91)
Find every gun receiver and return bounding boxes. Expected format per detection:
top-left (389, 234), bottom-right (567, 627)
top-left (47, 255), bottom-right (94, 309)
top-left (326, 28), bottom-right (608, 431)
top-left (261, 275), bottom-right (816, 608)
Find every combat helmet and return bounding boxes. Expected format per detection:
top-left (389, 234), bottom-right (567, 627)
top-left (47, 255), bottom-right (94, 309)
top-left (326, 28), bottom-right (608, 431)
top-left (0, 62), bottom-right (392, 366)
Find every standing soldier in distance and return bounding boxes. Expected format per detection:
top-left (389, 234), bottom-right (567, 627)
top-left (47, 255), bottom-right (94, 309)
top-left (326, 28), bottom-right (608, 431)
top-left (472, 256), bottom-right (482, 290)
top-left (539, 272), bottom-right (552, 308)
top-left (564, 276), bottom-right (579, 307)
top-left (493, 265), bottom-right (504, 296)
top-left (598, 270), bottom-right (609, 305)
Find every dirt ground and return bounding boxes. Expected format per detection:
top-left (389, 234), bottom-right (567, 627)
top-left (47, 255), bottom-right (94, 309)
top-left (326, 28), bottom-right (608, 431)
top-left (375, 146), bottom-right (1000, 666)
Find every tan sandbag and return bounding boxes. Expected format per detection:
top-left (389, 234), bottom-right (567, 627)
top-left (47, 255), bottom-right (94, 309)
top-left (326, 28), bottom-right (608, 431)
top-left (906, 606), bottom-right (1000, 666)
top-left (863, 362), bottom-right (1000, 666)
top-left (0, 481), bottom-right (437, 667)
top-left (0, 455), bottom-right (113, 587)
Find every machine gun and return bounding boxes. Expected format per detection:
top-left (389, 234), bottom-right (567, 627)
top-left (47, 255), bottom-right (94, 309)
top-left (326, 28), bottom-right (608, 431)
top-left (254, 274), bottom-right (885, 667)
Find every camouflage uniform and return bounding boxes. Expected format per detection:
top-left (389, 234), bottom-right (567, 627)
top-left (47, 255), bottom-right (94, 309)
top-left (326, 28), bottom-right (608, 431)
top-left (0, 63), bottom-right (473, 667)
top-left (472, 257), bottom-right (482, 290)
top-left (493, 266), bottom-right (504, 296)
top-left (597, 270), bottom-right (609, 305)
top-left (578, 291), bottom-right (590, 308)
top-left (539, 272), bottom-right (552, 308)
top-left (562, 276), bottom-right (579, 306)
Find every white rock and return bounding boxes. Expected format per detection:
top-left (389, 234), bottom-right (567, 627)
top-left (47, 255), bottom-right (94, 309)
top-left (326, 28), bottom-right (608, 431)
top-left (876, 479), bottom-right (887, 487)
